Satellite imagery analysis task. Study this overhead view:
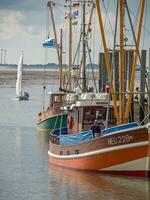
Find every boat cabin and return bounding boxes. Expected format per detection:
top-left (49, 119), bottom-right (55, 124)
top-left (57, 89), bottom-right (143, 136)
top-left (37, 91), bottom-right (65, 122)
top-left (48, 91), bottom-right (65, 109)
top-left (64, 92), bottom-right (117, 134)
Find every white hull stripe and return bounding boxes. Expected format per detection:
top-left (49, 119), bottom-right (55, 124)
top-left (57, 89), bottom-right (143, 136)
top-left (48, 141), bottom-right (149, 160)
top-left (38, 113), bottom-right (66, 124)
top-left (101, 157), bottom-right (150, 171)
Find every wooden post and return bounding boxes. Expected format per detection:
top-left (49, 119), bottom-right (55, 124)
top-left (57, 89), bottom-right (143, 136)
top-left (148, 48), bottom-right (150, 120)
top-left (103, 53), bottom-right (107, 91)
top-left (98, 52), bottom-right (106, 92)
top-left (128, 50), bottom-right (134, 121)
top-left (114, 51), bottom-right (119, 100)
top-left (140, 50), bottom-right (146, 124)
top-left (98, 52), bottom-right (102, 92)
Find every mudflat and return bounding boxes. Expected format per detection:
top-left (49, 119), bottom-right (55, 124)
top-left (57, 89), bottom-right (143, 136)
top-left (0, 69), bottom-right (60, 87)
top-left (0, 69), bottom-right (99, 87)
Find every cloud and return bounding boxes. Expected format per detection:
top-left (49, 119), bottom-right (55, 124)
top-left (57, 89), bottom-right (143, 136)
top-left (0, 10), bottom-right (24, 39)
top-left (0, 0), bottom-right (48, 11)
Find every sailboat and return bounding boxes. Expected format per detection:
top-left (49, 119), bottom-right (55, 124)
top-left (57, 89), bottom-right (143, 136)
top-left (16, 52), bottom-right (29, 101)
top-left (48, 0), bottom-right (150, 177)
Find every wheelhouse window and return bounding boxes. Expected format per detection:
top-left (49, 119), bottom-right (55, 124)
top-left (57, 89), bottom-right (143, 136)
top-left (83, 106), bottom-right (116, 125)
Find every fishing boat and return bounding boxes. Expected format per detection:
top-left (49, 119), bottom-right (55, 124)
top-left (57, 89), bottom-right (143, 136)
top-left (36, 2), bottom-right (68, 132)
top-left (48, 0), bottom-right (150, 177)
top-left (16, 52), bottom-right (29, 101)
top-left (49, 91), bottom-right (150, 177)
top-left (37, 91), bottom-right (67, 131)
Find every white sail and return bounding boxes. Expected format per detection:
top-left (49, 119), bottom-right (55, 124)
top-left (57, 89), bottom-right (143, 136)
top-left (16, 53), bottom-right (23, 97)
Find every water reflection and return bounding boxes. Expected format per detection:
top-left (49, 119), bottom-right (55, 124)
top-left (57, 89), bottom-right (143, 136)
top-left (36, 130), bottom-right (49, 155)
top-left (48, 166), bottom-right (150, 200)
top-left (36, 130), bottom-right (50, 143)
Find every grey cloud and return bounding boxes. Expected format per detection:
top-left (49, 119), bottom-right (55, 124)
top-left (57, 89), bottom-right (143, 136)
top-left (0, 0), bottom-right (48, 11)
top-left (0, 0), bottom-right (61, 10)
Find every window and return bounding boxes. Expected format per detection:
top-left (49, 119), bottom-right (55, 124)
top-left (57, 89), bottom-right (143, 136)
top-left (60, 151), bottom-right (63, 155)
top-left (75, 150), bottom-right (79, 154)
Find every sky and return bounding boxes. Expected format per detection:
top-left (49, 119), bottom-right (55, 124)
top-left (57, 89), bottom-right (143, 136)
top-left (0, 0), bottom-right (150, 65)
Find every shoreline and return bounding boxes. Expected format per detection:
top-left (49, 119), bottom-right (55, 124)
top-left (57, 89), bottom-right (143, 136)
top-left (0, 69), bottom-right (99, 87)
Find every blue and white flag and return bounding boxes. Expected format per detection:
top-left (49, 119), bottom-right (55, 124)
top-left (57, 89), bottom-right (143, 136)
top-left (42, 38), bottom-right (56, 48)
top-left (73, 10), bottom-right (79, 17)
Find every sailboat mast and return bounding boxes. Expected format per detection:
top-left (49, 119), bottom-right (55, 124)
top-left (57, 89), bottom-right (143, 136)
top-left (21, 53), bottom-right (23, 96)
top-left (82, 1), bottom-right (86, 92)
top-left (119, 0), bottom-right (125, 124)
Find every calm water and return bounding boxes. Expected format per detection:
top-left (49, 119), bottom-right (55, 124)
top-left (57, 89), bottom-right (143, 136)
top-left (0, 84), bottom-right (150, 200)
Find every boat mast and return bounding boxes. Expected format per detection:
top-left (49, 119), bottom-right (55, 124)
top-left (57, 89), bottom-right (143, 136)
top-left (68, 0), bottom-right (73, 91)
top-left (96, 0), bottom-right (119, 123)
top-left (75, 3), bottom-right (95, 88)
top-left (119, 0), bottom-right (125, 124)
top-left (47, 1), bottom-right (61, 88)
top-left (82, 1), bottom-right (86, 92)
top-left (125, 0), bottom-right (146, 120)
top-left (59, 28), bottom-right (63, 89)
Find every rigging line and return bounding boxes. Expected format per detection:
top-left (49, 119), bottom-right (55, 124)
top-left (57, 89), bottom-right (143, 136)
top-left (102, 0), bottom-right (114, 36)
top-left (68, 31), bottom-right (82, 90)
top-left (142, 0), bottom-right (148, 49)
top-left (54, 5), bottom-right (66, 16)
top-left (129, 1), bottom-right (141, 49)
top-left (125, 0), bottom-right (150, 112)
top-left (86, 42), bottom-right (98, 92)
top-left (73, 32), bottom-right (82, 65)
top-left (99, 0), bottom-right (111, 51)
top-left (63, 32), bottom-right (82, 93)
top-left (105, 0), bottom-right (119, 128)
top-left (128, 5), bottom-right (150, 35)
top-left (55, 2), bottom-right (65, 7)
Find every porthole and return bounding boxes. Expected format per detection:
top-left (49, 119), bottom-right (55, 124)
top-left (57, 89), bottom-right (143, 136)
top-left (75, 150), bottom-right (79, 154)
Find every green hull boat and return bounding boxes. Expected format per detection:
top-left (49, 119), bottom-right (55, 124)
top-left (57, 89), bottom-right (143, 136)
top-left (37, 113), bottom-right (67, 132)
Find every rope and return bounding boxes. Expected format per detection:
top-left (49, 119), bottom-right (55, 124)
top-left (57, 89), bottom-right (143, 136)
top-left (86, 42), bottom-right (98, 92)
top-left (139, 112), bottom-right (150, 125)
top-left (142, 0), bottom-right (148, 49)
top-left (99, 0), bottom-right (111, 51)
top-left (102, 0), bottom-right (114, 36)
top-left (128, 4), bottom-right (150, 36)
top-left (105, 0), bottom-right (119, 128)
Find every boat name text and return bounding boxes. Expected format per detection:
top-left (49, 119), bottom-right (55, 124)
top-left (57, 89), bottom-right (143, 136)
top-left (107, 135), bottom-right (133, 145)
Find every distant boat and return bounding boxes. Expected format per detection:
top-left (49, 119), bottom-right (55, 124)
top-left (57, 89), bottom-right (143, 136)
top-left (16, 53), bottom-right (29, 101)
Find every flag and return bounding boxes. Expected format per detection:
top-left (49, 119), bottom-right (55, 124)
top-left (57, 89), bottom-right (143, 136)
top-left (72, 3), bottom-right (80, 8)
top-left (42, 38), bottom-right (56, 48)
top-left (73, 10), bottom-right (79, 17)
top-left (72, 20), bottom-right (78, 26)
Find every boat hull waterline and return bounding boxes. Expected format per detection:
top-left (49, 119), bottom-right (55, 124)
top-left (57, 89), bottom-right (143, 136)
top-left (48, 126), bottom-right (150, 177)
